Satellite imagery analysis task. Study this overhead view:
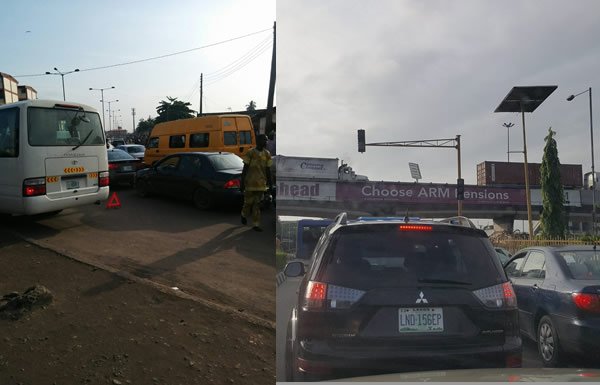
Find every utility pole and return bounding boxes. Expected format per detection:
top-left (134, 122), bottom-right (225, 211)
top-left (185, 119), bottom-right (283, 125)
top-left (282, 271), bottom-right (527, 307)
top-left (199, 73), bottom-right (203, 116)
top-left (131, 108), bottom-right (136, 133)
top-left (265, 21), bottom-right (276, 135)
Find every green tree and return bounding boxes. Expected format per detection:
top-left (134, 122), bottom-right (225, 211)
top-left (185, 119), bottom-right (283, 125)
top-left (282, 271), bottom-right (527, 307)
top-left (540, 127), bottom-right (566, 238)
top-left (246, 100), bottom-right (257, 112)
top-left (155, 97), bottom-right (196, 123)
top-left (136, 116), bottom-right (155, 136)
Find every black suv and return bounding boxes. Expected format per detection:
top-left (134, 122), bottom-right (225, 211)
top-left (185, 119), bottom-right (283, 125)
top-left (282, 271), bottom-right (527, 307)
top-left (284, 214), bottom-right (522, 381)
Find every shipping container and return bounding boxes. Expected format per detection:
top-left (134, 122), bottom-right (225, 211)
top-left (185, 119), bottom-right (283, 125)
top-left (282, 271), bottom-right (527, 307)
top-left (476, 161), bottom-right (583, 188)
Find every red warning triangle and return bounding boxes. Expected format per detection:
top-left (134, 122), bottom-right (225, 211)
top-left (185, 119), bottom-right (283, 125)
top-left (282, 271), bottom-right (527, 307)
top-left (106, 192), bottom-right (121, 209)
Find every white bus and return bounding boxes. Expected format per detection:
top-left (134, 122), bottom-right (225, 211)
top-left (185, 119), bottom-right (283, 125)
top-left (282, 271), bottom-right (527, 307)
top-left (0, 99), bottom-right (109, 215)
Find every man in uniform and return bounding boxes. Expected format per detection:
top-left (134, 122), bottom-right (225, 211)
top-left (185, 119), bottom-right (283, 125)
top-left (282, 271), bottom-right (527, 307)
top-left (241, 134), bottom-right (273, 231)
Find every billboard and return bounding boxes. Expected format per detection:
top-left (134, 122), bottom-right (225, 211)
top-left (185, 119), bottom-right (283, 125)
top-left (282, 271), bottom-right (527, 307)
top-left (276, 156), bottom-right (339, 179)
top-left (277, 181), bottom-right (337, 201)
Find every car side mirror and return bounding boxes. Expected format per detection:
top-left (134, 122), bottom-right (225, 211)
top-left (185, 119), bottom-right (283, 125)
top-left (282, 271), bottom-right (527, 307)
top-left (284, 261), bottom-right (306, 278)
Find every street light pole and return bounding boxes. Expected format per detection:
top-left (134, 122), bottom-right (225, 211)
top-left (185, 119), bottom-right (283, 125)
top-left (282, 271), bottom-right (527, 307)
top-left (45, 67), bottom-right (79, 101)
top-left (89, 86), bottom-right (115, 131)
top-left (567, 87), bottom-right (595, 236)
top-left (503, 122), bottom-right (514, 162)
top-left (105, 100), bottom-right (119, 132)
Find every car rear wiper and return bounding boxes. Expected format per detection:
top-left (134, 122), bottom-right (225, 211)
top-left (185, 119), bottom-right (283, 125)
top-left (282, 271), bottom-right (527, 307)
top-left (417, 278), bottom-right (472, 285)
top-left (72, 129), bottom-right (94, 151)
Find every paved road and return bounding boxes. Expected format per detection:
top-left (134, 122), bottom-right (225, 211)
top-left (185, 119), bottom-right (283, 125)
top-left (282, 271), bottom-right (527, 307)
top-left (1, 186), bottom-right (276, 323)
top-left (275, 277), bottom-right (568, 381)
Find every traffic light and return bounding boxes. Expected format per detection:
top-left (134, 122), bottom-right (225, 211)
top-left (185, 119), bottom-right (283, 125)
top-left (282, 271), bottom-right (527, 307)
top-left (457, 178), bottom-right (464, 200)
top-left (358, 129), bottom-right (366, 153)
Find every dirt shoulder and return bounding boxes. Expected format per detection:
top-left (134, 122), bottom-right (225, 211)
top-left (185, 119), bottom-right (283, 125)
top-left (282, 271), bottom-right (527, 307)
top-left (0, 232), bottom-right (275, 385)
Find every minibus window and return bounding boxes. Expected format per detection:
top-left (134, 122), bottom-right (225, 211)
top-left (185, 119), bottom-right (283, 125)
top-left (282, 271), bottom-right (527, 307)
top-left (190, 133), bottom-right (209, 148)
top-left (169, 135), bottom-right (186, 148)
top-left (224, 132), bottom-right (237, 145)
top-left (147, 137), bottom-right (159, 148)
top-left (239, 131), bottom-right (252, 145)
top-left (0, 107), bottom-right (19, 157)
top-left (28, 107), bottom-right (103, 147)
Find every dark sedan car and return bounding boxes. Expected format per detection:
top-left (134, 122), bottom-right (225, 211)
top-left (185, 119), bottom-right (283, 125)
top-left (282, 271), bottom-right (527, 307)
top-left (135, 152), bottom-right (243, 209)
top-left (504, 246), bottom-right (600, 367)
top-left (107, 149), bottom-right (142, 186)
top-left (284, 214), bottom-right (521, 381)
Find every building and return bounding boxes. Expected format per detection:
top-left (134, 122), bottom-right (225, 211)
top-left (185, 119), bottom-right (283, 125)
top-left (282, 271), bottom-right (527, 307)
top-left (18, 85), bottom-right (37, 101)
top-left (0, 72), bottom-right (19, 105)
top-left (1, 71), bottom-right (38, 105)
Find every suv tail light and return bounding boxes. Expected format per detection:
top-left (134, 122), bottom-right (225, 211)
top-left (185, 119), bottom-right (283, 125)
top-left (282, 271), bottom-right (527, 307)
top-left (98, 171), bottom-right (110, 187)
top-left (473, 282), bottom-right (517, 309)
top-left (303, 281), bottom-right (365, 310)
top-left (23, 177), bottom-right (46, 197)
top-left (223, 179), bottom-right (241, 189)
top-left (572, 293), bottom-right (600, 313)
top-left (398, 224), bottom-right (432, 232)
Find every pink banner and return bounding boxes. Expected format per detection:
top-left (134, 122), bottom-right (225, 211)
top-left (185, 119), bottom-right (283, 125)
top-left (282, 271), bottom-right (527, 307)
top-left (336, 182), bottom-right (527, 205)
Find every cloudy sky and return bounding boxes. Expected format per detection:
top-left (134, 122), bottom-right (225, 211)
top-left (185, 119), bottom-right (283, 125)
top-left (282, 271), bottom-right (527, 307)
top-left (2, 0), bottom-right (275, 132)
top-left (277, 0), bottom-right (600, 185)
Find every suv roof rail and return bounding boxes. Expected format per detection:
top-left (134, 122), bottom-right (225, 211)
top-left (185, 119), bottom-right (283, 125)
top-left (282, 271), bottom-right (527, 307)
top-left (439, 216), bottom-right (478, 229)
top-left (356, 216), bottom-right (421, 222)
top-left (334, 212), bottom-right (348, 226)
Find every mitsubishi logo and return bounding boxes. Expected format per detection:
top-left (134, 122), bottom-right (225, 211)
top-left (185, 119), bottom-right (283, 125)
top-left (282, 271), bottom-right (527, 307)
top-left (416, 291), bottom-right (428, 304)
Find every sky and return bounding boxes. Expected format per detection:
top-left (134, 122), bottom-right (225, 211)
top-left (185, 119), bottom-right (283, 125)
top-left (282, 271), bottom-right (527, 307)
top-left (2, 0), bottom-right (275, 132)
top-left (277, 0), bottom-right (600, 186)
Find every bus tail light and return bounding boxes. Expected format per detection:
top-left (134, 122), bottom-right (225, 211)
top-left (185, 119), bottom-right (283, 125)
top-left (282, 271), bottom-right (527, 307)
top-left (23, 177), bottom-right (46, 197)
top-left (98, 171), bottom-right (110, 187)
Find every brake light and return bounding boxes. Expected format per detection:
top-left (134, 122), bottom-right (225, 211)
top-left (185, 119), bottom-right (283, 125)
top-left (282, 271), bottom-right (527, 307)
top-left (108, 163), bottom-right (119, 170)
top-left (572, 293), bottom-right (600, 313)
top-left (399, 224), bottom-right (432, 231)
top-left (98, 171), bottom-right (109, 187)
top-left (473, 282), bottom-right (517, 309)
top-left (304, 281), bottom-right (327, 309)
top-left (303, 282), bottom-right (365, 310)
top-left (23, 178), bottom-right (46, 197)
top-left (223, 179), bottom-right (241, 189)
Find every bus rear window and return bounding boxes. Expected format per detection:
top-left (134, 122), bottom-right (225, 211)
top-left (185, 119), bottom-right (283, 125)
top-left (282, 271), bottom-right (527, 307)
top-left (28, 107), bottom-right (104, 147)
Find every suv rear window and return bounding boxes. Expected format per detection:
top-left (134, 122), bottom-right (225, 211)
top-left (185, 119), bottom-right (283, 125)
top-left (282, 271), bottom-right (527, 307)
top-left (318, 224), bottom-right (502, 290)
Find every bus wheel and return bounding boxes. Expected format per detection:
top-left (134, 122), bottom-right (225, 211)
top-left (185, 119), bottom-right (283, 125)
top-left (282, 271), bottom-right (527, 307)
top-left (193, 188), bottom-right (213, 210)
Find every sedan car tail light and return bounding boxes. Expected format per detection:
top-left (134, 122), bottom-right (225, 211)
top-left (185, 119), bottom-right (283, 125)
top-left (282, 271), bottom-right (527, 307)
top-left (108, 163), bottom-right (119, 170)
top-left (473, 282), bottom-right (517, 309)
top-left (223, 179), bottom-right (241, 189)
top-left (572, 293), bottom-right (600, 313)
top-left (23, 177), bottom-right (46, 197)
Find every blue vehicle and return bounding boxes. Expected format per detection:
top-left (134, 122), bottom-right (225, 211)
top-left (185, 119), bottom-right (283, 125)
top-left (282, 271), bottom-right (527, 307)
top-left (504, 246), bottom-right (600, 367)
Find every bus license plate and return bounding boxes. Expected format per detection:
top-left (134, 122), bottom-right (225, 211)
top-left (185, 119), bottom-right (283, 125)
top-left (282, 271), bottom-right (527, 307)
top-left (66, 180), bottom-right (80, 190)
top-left (399, 307), bottom-right (444, 333)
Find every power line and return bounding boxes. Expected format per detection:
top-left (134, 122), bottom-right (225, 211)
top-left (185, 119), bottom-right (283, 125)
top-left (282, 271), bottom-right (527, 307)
top-left (205, 40), bottom-right (272, 86)
top-left (204, 35), bottom-right (272, 79)
top-left (13, 27), bottom-right (272, 78)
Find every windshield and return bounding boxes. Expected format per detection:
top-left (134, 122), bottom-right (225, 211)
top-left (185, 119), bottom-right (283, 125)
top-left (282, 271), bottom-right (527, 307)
top-left (108, 149), bottom-right (136, 161)
top-left (559, 250), bottom-right (600, 280)
top-left (318, 225), bottom-right (502, 290)
top-left (209, 153), bottom-right (243, 170)
top-left (28, 107), bottom-right (104, 147)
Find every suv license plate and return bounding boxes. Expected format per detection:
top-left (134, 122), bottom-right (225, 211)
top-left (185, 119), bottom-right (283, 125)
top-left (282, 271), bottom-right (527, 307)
top-left (66, 180), bottom-right (80, 190)
top-left (399, 307), bottom-right (444, 333)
